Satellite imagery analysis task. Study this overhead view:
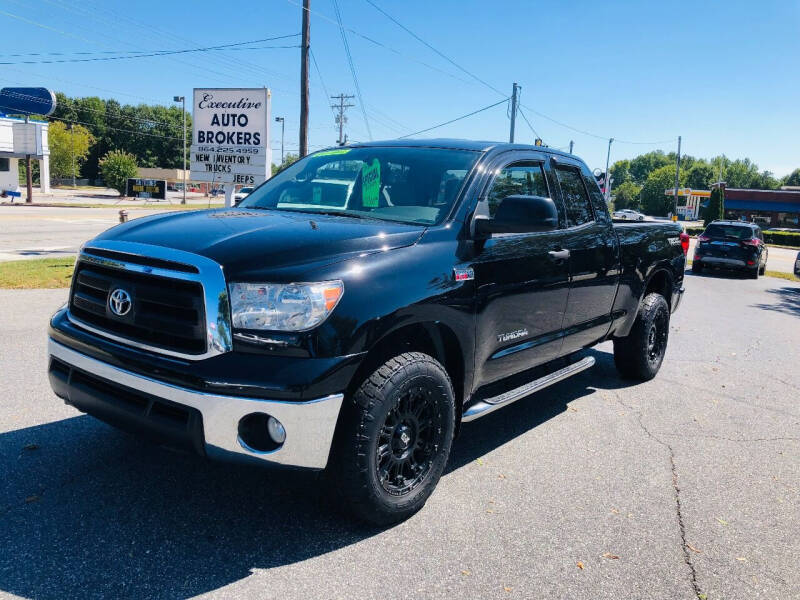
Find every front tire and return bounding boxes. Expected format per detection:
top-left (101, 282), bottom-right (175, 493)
top-left (328, 352), bottom-right (455, 525)
top-left (613, 293), bottom-right (670, 381)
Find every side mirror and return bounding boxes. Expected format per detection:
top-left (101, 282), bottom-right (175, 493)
top-left (474, 195), bottom-right (559, 237)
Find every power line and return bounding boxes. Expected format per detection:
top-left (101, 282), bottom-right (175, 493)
top-left (284, 0), bottom-right (472, 86)
top-left (364, 0), bottom-right (505, 96)
top-left (0, 88), bottom-right (183, 131)
top-left (517, 106), bottom-right (541, 140)
top-left (48, 115), bottom-right (183, 141)
top-left (399, 98), bottom-right (509, 139)
top-left (331, 0), bottom-right (372, 140)
top-left (44, 0), bottom-right (297, 84)
top-left (360, 1), bottom-right (675, 146)
top-left (0, 35), bottom-right (300, 65)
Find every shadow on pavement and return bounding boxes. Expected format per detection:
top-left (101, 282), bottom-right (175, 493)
top-left (0, 349), bottom-right (634, 598)
top-left (751, 286), bottom-right (800, 317)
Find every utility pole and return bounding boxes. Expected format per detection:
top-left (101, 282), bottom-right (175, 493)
top-left (68, 123), bottom-right (76, 187)
top-left (604, 137), bottom-right (614, 203)
top-left (508, 82), bottom-right (519, 143)
top-left (672, 135), bottom-right (682, 220)
top-left (331, 93), bottom-right (355, 146)
top-left (569, 140), bottom-right (574, 154)
top-left (173, 95), bottom-right (187, 204)
top-left (275, 116), bottom-right (285, 164)
top-left (299, 0), bottom-right (310, 157)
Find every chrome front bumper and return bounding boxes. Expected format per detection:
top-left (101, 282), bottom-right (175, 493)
top-left (48, 339), bottom-right (344, 469)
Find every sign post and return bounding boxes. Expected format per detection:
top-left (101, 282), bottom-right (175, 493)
top-left (190, 88), bottom-right (271, 208)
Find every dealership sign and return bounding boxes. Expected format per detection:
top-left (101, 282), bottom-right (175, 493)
top-left (189, 88), bottom-right (271, 186)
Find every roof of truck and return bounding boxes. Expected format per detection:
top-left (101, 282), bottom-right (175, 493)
top-left (342, 138), bottom-right (576, 158)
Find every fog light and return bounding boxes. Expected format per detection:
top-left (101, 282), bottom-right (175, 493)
top-left (267, 416), bottom-right (286, 444)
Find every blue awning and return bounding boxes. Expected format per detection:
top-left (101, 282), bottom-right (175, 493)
top-left (724, 199), bottom-right (800, 212)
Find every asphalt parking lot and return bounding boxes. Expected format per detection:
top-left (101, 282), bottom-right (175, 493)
top-left (1, 273), bottom-right (798, 599)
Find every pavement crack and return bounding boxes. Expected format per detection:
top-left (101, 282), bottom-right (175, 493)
top-left (661, 433), bottom-right (800, 444)
top-left (613, 393), bottom-right (703, 600)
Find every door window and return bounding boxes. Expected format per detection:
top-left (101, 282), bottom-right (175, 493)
top-left (555, 166), bottom-right (594, 227)
top-left (486, 162), bottom-right (549, 219)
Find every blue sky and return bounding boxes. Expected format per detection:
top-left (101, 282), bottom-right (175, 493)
top-left (2, 0), bottom-right (799, 175)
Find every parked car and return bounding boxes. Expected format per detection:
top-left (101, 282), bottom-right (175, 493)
top-left (794, 251), bottom-right (800, 278)
top-left (233, 186), bottom-right (254, 205)
top-left (613, 209), bottom-right (645, 221)
top-left (692, 220), bottom-right (768, 278)
top-left (47, 140), bottom-right (687, 525)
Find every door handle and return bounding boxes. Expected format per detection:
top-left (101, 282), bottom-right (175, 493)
top-left (548, 249), bottom-right (570, 261)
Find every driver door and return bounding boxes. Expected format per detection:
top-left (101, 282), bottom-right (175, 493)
top-left (470, 157), bottom-right (570, 390)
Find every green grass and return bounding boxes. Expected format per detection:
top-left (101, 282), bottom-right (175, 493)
top-left (764, 270), bottom-right (800, 282)
top-left (0, 257), bottom-right (76, 289)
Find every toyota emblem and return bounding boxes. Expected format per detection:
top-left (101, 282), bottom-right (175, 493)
top-left (108, 288), bottom-right (132, 316)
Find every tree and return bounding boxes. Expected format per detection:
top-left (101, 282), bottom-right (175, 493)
top-left (685, 163), bottom-right (714, 190)
top-left (703, 187), bottom-right (725, 226)
top-left (47, 121), bottom-right (94, 182)
top-left (609, 159), bottom-right (631, 190)
top-left (271, 153), bottom-right (300, 176)
top-left (629, 151), bottom-right (672, 185)
top-left (612, 181), bottom-right (642, 210)
top-left (100, 150), bottom-right (138, 195)
top-left (641, 165), bottom-right (684, 216)
top-left (783, 169), bottom-right (800, 187)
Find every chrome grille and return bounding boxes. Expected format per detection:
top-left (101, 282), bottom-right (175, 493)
top-left (66, 240), bottom-right (233, 360)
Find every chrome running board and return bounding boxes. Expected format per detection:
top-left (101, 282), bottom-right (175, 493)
top-left (462, 356), bottom-right (595, 422)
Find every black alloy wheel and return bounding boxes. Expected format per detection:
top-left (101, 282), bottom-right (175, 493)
top-left (376, 384), bottom-right (446, 497)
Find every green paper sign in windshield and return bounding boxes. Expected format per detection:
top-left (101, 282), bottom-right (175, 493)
top-left (362, 159), bottom-right (381, 208)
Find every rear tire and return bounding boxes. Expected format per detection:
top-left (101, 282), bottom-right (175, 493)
top-left (748, 266), bottom-right (759, 279)
top-left (759, 262), bottom-right (766, 275)
top-left (692, 262), bottom-right (703, 274)
top-left (327, 352), bottom-right (455, 525)
top-left (613, 293), bottom-right (670, 381)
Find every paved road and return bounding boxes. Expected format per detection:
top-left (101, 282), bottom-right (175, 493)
top-left (0, 207), bottom-right (164, 262)
top-left (1, 274), bottom-right (798, 599)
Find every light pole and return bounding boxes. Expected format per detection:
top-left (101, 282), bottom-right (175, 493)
top-left (275, 116), bottom-right (285, 165)
top-left (173, 95), bottom-right (187, 204)
top-left (604, 137), bottom-right (614, 203)
top-left (67, 123), bottom-right (76, 187)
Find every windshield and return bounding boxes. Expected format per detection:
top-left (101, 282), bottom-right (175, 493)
top-left (239, 146), bottom-right (481, 225)
top-left (704, 224), bottom-right (753, 240)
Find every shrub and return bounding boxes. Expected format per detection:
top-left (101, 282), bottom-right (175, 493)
top-left (763, 231), bottom-right (800, 247)
top-left (99, 150), bottom-right (138, 196)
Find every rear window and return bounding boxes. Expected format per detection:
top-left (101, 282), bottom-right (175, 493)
top-left (704, 224), bottom-right (754, 240)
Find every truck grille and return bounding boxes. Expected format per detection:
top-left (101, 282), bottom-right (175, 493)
top-left (69, 260), bottom-right (207, 355)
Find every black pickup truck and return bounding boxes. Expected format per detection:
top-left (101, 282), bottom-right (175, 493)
top-left (48, 140), bottom-right (687, 524)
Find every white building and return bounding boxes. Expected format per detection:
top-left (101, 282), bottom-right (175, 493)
top-left (0, 115), bottom-right (50, 198)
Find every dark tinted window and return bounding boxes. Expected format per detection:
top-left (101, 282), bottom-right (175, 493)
top-left (0, 158), bottom-right (9, 172)
top-left (486, 162), bottom-right (548, 219)
top-left (582, 172), bottom-right (609, 220)
top-left (555, 166), bottom-right (594, 227)
top-left (704, 224), bottom-right (753, 240)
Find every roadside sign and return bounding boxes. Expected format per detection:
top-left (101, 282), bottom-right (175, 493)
top-left (0, 87), bottom-right (57, 116)
top-left (126, 178), bottom-right (166, 200)
top-left (189, 88), bottom-right (271, 187)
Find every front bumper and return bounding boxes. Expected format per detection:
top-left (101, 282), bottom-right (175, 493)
top-left (48, 339), bottom-right (344, 469)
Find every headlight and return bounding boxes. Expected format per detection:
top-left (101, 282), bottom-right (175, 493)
top-left (229, 281), bottom-right (344, 331)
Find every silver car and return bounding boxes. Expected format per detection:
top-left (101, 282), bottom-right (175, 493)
top-left (613, 209), bottom-right (645, 221)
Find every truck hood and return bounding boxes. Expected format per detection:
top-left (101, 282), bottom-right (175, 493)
top-left (93, 208), bottom-right (425, 275)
